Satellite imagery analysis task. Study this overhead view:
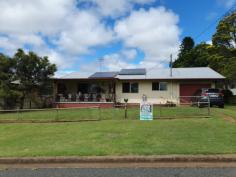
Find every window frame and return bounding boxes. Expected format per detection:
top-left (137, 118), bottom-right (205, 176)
top-left (122, 82), bottom-right (139, 93)
top-left (152, 82), bottom-right (168, 91)
top-left (122, 82), bottom-right (130, 93)
top-left (152, 82), bottom-right (160, 91)
top-left (130, 82), bottom-right (139, 93)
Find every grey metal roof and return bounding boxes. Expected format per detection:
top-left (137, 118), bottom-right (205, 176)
top-left (54, 67), bottom-right (225, 80)
top-left (89, 72), bottom-right (119, 78)
top-left (55, 72), bottom-right (90, 79)
top-left (119, 68), bottom-right (146, 75)
top-left (116, 67), bottom-right (225, 80)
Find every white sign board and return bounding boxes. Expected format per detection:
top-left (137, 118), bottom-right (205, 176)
top-left (140, 102), bottom-right (153, 120)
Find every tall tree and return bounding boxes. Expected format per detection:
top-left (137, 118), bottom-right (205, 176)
top-left (180, 36), bottom-right (195, 52)
top-left (211, 11), bottom-right (236, 83)
top-left (173, 37), bottom-right (195, 67)
top-left (0, 54), bottom-right (19, 109)
top-left (212, 11), bottom-right (236, 49)
top-left (13, 49), bottom-right (57, 109)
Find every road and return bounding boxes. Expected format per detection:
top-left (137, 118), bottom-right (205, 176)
top-left (0, 168), bottom-right (236, 177)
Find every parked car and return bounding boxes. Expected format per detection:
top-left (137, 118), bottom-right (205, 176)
top-left (193, 88), bottom-right (224, 108)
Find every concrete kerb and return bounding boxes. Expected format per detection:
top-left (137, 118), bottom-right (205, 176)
top-left (1, 155), bottom-right (236, 165)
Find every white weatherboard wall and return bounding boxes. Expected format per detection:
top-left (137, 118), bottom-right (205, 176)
top-left (115, 80), bottom-right (215, 104)
top-left (115, 80), bottom-right (179, 104)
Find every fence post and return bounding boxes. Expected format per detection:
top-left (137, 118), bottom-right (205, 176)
top-left (124, 103), bottom-right (127, 119)
top-left (55, 107), bottom-right (59, 121)
top-left (159, 105), bottom-right (162, 118)
top-left (207, 96), bottom-right (210, 116)
top-left (17, 108), bottom-right (20, 120)
top-left (99, 106), bottom-right (101, 120)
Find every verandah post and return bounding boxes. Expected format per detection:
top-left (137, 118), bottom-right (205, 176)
top-left (17, 108), bottom-right (20, 120)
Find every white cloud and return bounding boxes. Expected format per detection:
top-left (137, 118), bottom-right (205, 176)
top-left (103, 53), bottom-right (137, 71)
top-left (45, 51), bottom-right (72, 70)
top-left (0, 0), bottom-right (115, 69)
top-left (79, 0), bottom-right (155, 17)
top-left (0, 0), bottom-right (181, 73)
top-left (0, 0), bottom-right (75, 35)
top-left (121, 49), bottom-right (137, 60)
top-left (0, 34), bottom-right (44, 55)
top-left (56, 11), bottom-right (114, 55)
top-left (0, 36), bottom-right (20, 55)
top-left (78, 52), bottom-right (138, 73)
top-left (0, 0), bottom-right (78, 69)
top-left (206, 40), bottom-right (213, 45)
top-left (115, 7), bottom-right (181, 64)
top-left (139, 60), bottom-right (165, 69)
top-left (99, 49), bottom-right (164, 72)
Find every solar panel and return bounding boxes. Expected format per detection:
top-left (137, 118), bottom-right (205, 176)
top-left (119, 68), bottom-right (146, 75)
top-left (89, 72), bottom-right (119, 78)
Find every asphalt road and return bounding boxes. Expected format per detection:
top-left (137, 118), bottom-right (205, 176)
top-left (0, 168), bottom-right (236, 177)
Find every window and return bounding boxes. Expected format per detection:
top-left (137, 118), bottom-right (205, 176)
top-left (122, 83), bottom-right (130, 93)
top-left (152, 82), bottom-right (159, 91)
top-left (122, 82), bottom-right (139, 93)
top-left (131, 83), bottom-right (139, 93)
top-left (160, 82), bottom-right (167, 91)
top-left (152, 82), bottom-right (168, 91)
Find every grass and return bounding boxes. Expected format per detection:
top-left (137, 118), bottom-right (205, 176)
top-left (0, 106), bottom-right (235, 157)
top-left (213, 105), bottom-right (236, 120)
top-left (0, 106), bottom-right (210, 121)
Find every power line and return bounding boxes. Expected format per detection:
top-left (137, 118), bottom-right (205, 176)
top-left (195, 4), bottom-right (236, 40)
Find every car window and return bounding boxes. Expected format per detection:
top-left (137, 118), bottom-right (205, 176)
top-left (206, 89), bottom-right (219, 93)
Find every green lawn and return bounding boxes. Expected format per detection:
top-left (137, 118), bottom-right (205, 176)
top-left (0, 106), bottom-right (210, 121)
top-left (0, 106), bottom-right (235, 157)
top-left (213, 105), bottom-right (236, 120)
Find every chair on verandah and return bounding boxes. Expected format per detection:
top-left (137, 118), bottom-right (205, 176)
top-left (100, 94), bottom-right (106, 102)
top-left (84, 93), bottom-right (89, 102)
top-left (92, 93), bottom-right (97, 102)
top-left (68, 93), bottom-right (72, 102)
top-left (76, 92), bottom-right (81, 102)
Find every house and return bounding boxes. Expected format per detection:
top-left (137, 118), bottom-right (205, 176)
top-left (52, 67), bottom-right (225, 108)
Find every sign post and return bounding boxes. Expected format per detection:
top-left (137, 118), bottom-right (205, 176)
top-left (140, 95), bottom-right (153, 121)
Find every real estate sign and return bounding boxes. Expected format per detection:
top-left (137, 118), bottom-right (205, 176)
top-left (140, 102), bottom-right (153, 120)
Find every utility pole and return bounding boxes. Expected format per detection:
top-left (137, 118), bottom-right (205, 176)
top-left (170, 54), bottom-right (173, 77)
top-left (170, 54), bottom-right (173, 100)
top-left (99, 58), bottom-right (104, 72)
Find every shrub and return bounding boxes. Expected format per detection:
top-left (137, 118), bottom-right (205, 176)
top-left (221, 89), bottom-right (233, 103)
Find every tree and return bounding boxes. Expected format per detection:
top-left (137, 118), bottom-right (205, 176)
top-left (0, 54), bottom-right (19, 109)
top-left (212, 11), bottom-right (236, 49)
top-left (173, 37), bottom-right (195, 67)
top-left (173, 37), bottom-right (211, 68)
top-left (211, 11), bottom-right (236, 83)
top-left (173, 11), bottom-right (236, 84)
top-left (180, 36), bottom-right (195, 52)
top-left (13, 49), bottom-right (57, 109)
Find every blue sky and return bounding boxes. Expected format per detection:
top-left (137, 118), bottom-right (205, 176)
top-left (0, 0), bottom-right (235, 76)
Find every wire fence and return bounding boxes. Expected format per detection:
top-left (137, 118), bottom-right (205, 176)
top-left (0, 96), bottom-right (211, 122)
top-left (0, 107), bottom-right (101, 122)
top-left (159, 96), bottom-right (211, 118)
